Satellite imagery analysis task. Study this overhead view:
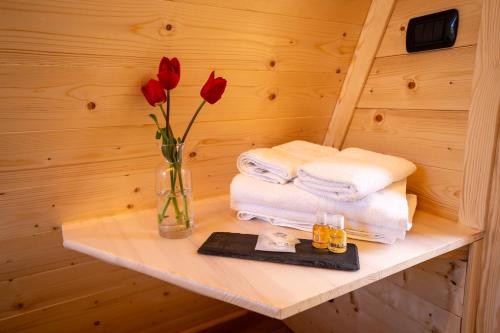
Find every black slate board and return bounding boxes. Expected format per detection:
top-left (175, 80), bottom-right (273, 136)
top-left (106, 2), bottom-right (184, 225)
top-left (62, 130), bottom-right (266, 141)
top-left (198, 232), bottom-right (359, 271)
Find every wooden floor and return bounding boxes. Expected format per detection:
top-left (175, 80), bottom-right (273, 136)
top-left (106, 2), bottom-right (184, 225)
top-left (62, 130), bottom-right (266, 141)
top-left (199, 312), bottom-right (292, 333)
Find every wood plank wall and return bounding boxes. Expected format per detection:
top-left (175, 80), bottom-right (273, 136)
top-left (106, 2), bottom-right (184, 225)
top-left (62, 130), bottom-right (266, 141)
top-left (0, 1), bottom-right (372, 332)
top-left (339, 0), bottom-right (482, 330)
top-left (287, 1), bottom-right (484, 332)
top-left (344, 0), bottom-right (482, 221)
top-left (286, 247), bottom-right (469, 333)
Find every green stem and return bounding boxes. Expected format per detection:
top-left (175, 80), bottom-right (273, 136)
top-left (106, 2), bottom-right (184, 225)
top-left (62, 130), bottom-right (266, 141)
top-left (168, 166), bottom-right (182, 220)
top-left (170, 195), bottom-right (182, 221)
top-left (158, 103), bottom-right (167, 120)
top-left (159, 104), bottom-right (174, 140)
top-left (181, 100), bottom-right (206, 142)
top-left (150, 112), bottom-right (161, 130)
top-left (158, 197), bottom-right (171, 224)
top-left (176, 163), bottom-right (190, 228)
top-left (166, 90), bottom-right (171, 135)
top-left (158, 162), bottom-right (184, 225)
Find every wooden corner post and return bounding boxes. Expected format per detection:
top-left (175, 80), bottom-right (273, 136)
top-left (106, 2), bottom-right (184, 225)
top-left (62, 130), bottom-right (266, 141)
top-left (323, 0), bottom-right (396, 149)
top-left (460, 0), bottom-right (500, 332)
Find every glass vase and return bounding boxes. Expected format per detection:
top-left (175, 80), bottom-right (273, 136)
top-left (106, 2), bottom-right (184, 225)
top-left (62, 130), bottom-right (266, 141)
top-left (156, 143), bottom-right (193, 238)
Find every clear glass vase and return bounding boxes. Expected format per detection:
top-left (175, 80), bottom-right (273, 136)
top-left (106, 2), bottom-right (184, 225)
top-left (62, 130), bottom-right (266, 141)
top-left (156, 143), bottom-right (193, 238)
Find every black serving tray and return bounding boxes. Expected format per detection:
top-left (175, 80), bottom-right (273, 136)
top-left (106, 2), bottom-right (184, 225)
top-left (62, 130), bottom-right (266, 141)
top-left (198, 232), bottom-right (359, 271)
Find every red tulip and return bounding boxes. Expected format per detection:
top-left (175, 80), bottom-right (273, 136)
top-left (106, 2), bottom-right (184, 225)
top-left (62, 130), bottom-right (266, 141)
top-left (141, 79), bottom-right (166, 106)
top-left (157, 57), bottom-right (180, 90)
top-left (200, 71), bottom-right (227, 104)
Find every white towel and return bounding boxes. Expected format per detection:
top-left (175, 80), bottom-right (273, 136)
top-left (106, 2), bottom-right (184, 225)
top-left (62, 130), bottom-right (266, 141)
top-left (295, 148), bottom-right (417, 201)
top-left (230, 174), bottom-right (412, 231)
top-left (233, 195), bottom-right (417, 244)
top-left (236, 140), bottom-right (338, 184)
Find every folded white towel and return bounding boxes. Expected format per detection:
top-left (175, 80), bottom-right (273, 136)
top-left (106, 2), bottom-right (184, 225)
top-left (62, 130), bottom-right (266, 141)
top-left (237, 213), bottom-right (401, 245)
top-left (233, 195), bottom-right (417, 244)
top-left (295, 148), bottom-right (417, 201)
top-left (236, 140), bottom-right (338, 184)
top-left (230, 174), bottom-right (412, 230)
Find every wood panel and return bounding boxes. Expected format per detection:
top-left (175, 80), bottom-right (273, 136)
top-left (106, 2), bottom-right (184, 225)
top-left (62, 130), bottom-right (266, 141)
top-left (0, 269), bottom-right (239, 333)
top-left (285, 236), bottom-right (468, 333)
top-left (321, 0), bottom-right (484, 331)
top-left (343, 107), bottom-right (467, 220)
top-left (377, 0), bottom-right (482, 57)
top-left (0, 161), bottom-right (236, 240)
top-left (345, 117), bottom-right (463, 220)
top-left (388, 247), bottom-right (469, 316)
top-left (0, 0), bottom-right (371, 331)
top-left (2, 136), bottom-right (322, 193)
top-left (195, 311), bottom-right (291, 333)
top-left (0, 66), bottom-right (343, 132)
top-left (0, 118), bottom-right (326, 240)
top-left (0, 0), bottom-right (361, 72)
top-left (0, 172), bottom-right (155, 240)
top-left (323, 0), bottom-right (396, 147)
top-left (164, 309), bottom-right (249, 333)
top-left (0, 117), bottom-right (327, 172)
top-left (175, 0), bottom-right (371, 24)
top-left (0, 261), bottom-right (139, 319)
top-left (0, 231), bottom-right (92, 282)
top-left (359, 46), bottom-right (476, 110)
top-left (286, 276), bottom-right (462, 333)
top-left (363, 280), bottom-right (461, 333)
top-left (344, 108), bottom-right (467, 170)
top-left (285, 248), bottom-right (469, 333)
top-left (407, 165), bottom-right (462, 221)
top-left (0, 155), bottom-right (159, 193)
top-left (0, 118), bottom-right (327, 240)
top-left (345, 1), bottom-right (481, 223)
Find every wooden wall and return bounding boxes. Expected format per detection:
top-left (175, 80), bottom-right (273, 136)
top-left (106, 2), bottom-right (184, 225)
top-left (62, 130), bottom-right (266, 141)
top-left (0, 0), bottom-right (372, 332)
top-left (345, 0), bottom-right (482, 329)
top-left (342, 0), bottom-right (482, 328)
top-left (286, 247), bottom-right (470, 333)
top-left (343, 0), bottom-right (482, 221)
top-left (287, 0), bottom-right (485, 332)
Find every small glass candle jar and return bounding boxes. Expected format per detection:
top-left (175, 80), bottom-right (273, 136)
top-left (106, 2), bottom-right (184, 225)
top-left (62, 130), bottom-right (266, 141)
top-left (328, 215), bottom-right (347, 254)
top-left (312, 212), bottom-right (329, 249)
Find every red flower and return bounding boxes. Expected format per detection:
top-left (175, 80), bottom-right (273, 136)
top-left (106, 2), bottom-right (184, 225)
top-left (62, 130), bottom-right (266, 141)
top-left (157, 57), bottom-right (180, 90)
top-left (141, 79), bottom-right (166, 106)
top-left (200, 71), bottom-right (227, 104)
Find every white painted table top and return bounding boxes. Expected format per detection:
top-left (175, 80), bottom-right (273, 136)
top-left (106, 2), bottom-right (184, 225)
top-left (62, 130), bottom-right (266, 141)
top-left (62, 195), bottom-right (482, 319)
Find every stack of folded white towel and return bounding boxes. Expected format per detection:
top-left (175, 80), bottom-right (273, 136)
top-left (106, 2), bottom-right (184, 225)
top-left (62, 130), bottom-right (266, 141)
top-left (230, 140), bottom-right (418, 244)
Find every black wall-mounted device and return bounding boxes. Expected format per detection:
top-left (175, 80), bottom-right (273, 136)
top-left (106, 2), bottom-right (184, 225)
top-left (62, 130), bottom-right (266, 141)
top-left (406, 9), bottom-right (459, 53)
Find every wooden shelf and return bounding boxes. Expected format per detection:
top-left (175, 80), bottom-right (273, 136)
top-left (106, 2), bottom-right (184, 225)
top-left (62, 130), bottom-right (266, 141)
top-left (62, 195), bottom-right (483, 319)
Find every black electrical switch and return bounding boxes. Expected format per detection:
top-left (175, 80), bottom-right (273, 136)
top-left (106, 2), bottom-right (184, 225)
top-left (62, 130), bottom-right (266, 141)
top-left (406, 9), bottom-right (459, 53)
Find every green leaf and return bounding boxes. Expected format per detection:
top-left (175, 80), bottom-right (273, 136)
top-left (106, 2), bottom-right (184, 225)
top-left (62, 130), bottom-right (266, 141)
top-left (148, 114), bottom-right (160, 128)
top-left (155, 130), bottom-right (161, 139)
